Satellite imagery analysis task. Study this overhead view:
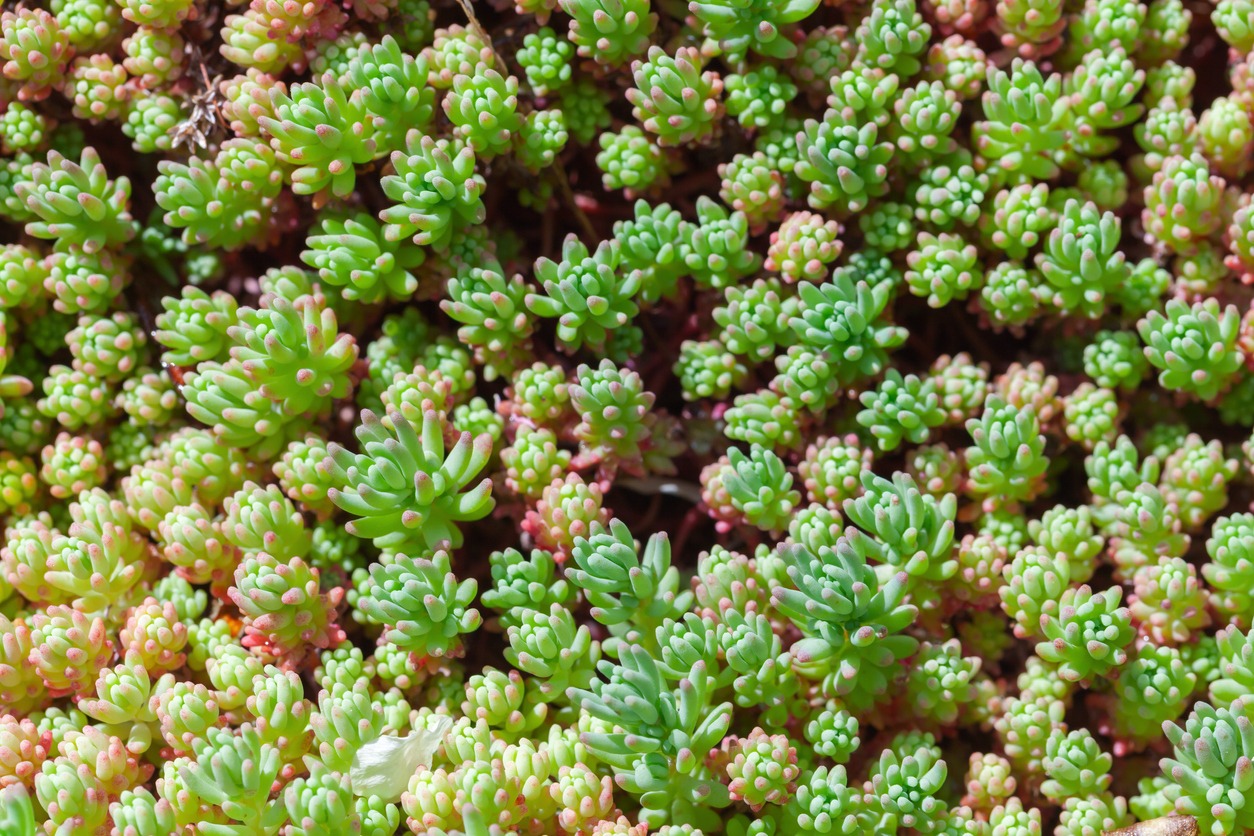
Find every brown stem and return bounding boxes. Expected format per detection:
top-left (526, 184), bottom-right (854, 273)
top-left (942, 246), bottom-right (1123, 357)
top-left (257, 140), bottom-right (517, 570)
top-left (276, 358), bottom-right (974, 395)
top-left (551, 157), bottom-right (598, 245)
top-left (672, 507), bottom-right (705, 563)
top-left (636, 493), bottom-right (663, 532)
top-left (542, 202), bottom-right (555, 260)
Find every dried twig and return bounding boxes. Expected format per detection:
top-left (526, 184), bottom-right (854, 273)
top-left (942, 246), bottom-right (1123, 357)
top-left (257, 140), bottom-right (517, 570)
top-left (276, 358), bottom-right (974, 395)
top-left (169, 52), bottom-right (227, 150)
top-left (456, 0), bottom-right (510, 73)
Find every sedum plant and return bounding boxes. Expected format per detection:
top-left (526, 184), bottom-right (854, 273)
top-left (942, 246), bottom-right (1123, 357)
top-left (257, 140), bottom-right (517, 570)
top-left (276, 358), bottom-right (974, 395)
top-left (627, 46), bottom-right (723, 148)
top-left (4, 2), bottom-right (1254, 835)
top-left (1138, 298), bottom-right (1244, 402)
top-left (526, 235), bottom-right (640, 356)
top-left (379, 134), bottom-right (485, 250)
top-left (560, 0), bottom-right (655, 65)
top-left (327, 408), bottom-right (494, 554)
top-left (795, 111), bottom-right (894, 214)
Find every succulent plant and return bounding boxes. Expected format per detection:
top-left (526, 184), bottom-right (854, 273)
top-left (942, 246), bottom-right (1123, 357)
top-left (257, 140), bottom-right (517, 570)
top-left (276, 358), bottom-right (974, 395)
top-left (1143, 154), bottom-right (1223, 254)
top-left (772, 538), bottom-right (918, 711)
top-left (443, 68), bottom-right (522, 160)
top-left (995, 696), bottom-right (1067, 775)
top-left (1110, 643), bottom-right (1193, 751)
top-left (789, 268), bottom-right (907, 385)
top-left (797, 434), bottom-right (872, 508)
top-left (526, 235), bottom-right (640, 356)
top-left (1083, 330), bottom-right (1149, 391)
top-left (723, 389), bottom-right (804, 452)
top-left (597, 125), bottom-right (669, 195)
top-left (1139, 298), bottom-right (1245, 402)
top-left (719, 153), bottom-right (786, 235)
top-left (857, 369), bottom-right (946, 452)
top-left (979, 261), bottom-right (1045, 329)
top-left (0, 103), bottom-right (49, 156)
top-left (29, 605), bottom-right (111, 697)
top-left (720, 444), bottom-right (801, 534)
top-left (1162, 700), bottom-right (1254, 835)
top-left (962, 753), bottom-right (1016, 813)
top-left (229, 551), bottom-right (345, 663)
top-left (18, 148), bottom-right (134, 253)
top-left (524, 471), bottom-right (608, 557)
top-left (613, 199), bottom-right (688, 304)
top-left (627, 46), bottom-right (723, 148)
top-left (1034, 199), bottom-right (1128, 319)
top-left (802, 705), bottom-right (859, 764)
top-left (379, 134), bottom-right (486, 251)
top-left (1205, 513), bottom-right (1254, 626)
top-left (858, 202), bottom-right (914, 253)
top-left (683, 196), bottom-right (760, 290)
top-left (975, 60), bottom-right (1067, 180)
top-left (965, 397), bottom-right (1049, 509)
top-left (1029, 505), bottom-right (1102, 583)
top-left (675, 340), bottom-right (747, 402)
top-left (227, 292), bottom-right (357, 418)
top-left (1000, 545), bottom-right (1070, 639)
top-left (1160, 433), bottom-right (1239, 531)
top-left (724, 65), bottom-right (797, 129)
top-left (3, 4), bottom-right (1254, 836)
top-left (560, 0), bottom-right (655, 65)
top-left (301, 211), bottom-right (423, 305)
top-left (906, 639), bottom-right (981, 724)
top-left (327, 408), bottom-right (494, 554)
top-left (0, 9), bottom-right (72, 102)
top-left (1040, 729), bottom-right (1112, 800)
top-left (795, 111), bottom-right (894, 214)
top-left (154, 141), bottom-right (282, 250)
top-left (1034, 585), bottom-right (1133, 683)
top-left (1062, 383), bottom-right (1121, 450)
top-left (906, 231), bottom-right (980, 308)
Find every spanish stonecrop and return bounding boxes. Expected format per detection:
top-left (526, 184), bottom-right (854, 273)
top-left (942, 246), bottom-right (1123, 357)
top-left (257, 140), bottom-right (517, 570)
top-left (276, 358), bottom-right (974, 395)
top-left (1035, 199), bottom-right (1129, 319)
top-left (379, 134), bottom-right (485, 251)
top-left (154, 141), bottom-right (282, 250)
top-left (906, 232), bottom-right (980, 309)
top-left (1139, 298), bottom-right (1244, 402)
top-left (0, 1), bottom-right (1247, 834)
top-left (301, 211), bottom-right (424, 304)
top-left (526, 235), bottom-right (641, 356)
top-left (19, 147), bottom-right (134, 253)
top-left (772, 538), bottom-right (919, 712)
top-left (1205, 514), bottom-right (1254, 627)
top-left (228, 291), bottom-right (358, 418)
top-left (327, 407), bottom-right (494, 554)
top-left (1162, 701), bottom-right (1254, 836)
top-left (965, 397), bottom-right (1049, 511)
top-left (0, 9), bottom-right (72, 102)
top-left (795, 111), bottom-right (894, 214)
top-left (974, 59), bottom-right (1067, 180)
top-left (857, 369), bottom-right (946, 452)
top-left (627, 46), bottom-right (723, 148)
